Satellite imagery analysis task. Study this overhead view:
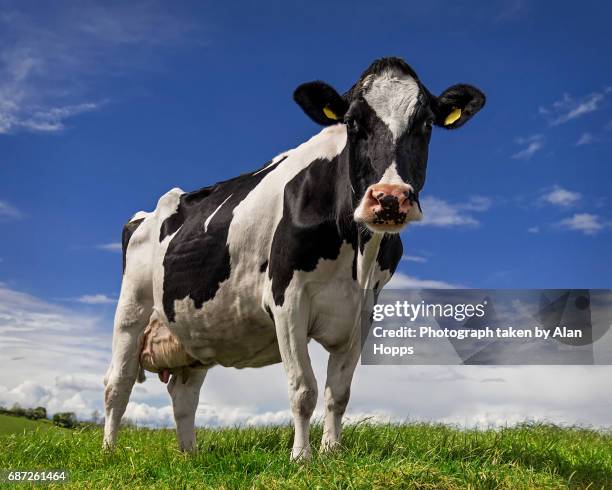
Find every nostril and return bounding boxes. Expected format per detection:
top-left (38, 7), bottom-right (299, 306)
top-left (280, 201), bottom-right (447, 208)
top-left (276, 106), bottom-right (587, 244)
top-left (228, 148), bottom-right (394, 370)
top-left (405, 190), bottom-right (418, 204)
top-left (400, 198), bottom-right (412, 212)
top-left (368, 189), bottom-right (384, 204)
top-left (366, 189), bottom-right (376, 204)
top-left (378, 195), bottom-right (397, 209)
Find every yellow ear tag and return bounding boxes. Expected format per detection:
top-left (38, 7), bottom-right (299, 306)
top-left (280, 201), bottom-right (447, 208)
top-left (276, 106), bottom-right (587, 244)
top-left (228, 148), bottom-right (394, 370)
top-left (444, 107), bottom-right (462, 126)
top-left (323, 105), bottom-right (339, 120)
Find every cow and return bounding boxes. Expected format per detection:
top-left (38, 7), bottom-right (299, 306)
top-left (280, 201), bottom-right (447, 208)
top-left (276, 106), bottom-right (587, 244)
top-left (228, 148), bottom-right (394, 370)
top-left (103, 57), bottom-right (485, 459)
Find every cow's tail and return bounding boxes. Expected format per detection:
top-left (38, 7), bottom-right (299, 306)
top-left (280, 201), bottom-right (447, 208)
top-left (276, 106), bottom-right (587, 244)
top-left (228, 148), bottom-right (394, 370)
top-left (121, 216), bottom-right (146, 274)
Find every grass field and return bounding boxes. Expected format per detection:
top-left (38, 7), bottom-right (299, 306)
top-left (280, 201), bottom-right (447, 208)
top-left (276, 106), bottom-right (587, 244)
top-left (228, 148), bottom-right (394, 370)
top-left (0, 417), bottom-right (610, 489)
top-left (0, 413), bottom-right (58, 437)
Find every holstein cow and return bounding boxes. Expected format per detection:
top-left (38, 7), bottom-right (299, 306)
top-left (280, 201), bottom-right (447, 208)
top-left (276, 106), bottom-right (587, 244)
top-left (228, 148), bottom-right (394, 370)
top-left (103, 57), bottom-right (485, 459)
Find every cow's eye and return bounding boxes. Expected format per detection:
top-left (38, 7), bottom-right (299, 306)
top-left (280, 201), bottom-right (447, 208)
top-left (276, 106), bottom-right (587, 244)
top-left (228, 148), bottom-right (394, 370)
top-left (345, 117), bottom-right (360, 134)
top-left (423, 118), bottom-right (433, 130)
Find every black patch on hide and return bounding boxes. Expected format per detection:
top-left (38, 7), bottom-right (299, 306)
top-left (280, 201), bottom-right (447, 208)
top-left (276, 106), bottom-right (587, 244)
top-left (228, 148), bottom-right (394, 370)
top-left (162, 157), bottom-right (286, 322)
top-left (268, 153), bottom-right (356, 306)
top-left (376, 234), bottom-right (402, 274)
top-left (122, 218), bottom-right (144, 274)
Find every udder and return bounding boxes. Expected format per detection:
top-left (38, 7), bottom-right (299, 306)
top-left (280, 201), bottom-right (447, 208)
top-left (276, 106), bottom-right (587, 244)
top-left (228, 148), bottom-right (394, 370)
top-left (139, 316), bottom-right (201, 383)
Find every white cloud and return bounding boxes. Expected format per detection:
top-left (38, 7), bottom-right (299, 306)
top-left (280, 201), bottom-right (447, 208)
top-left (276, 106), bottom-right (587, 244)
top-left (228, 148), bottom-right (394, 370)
top-left (415, 195), bottom-right (490, 228)
top-left (527, 226), bottom-right (540, 234)
top-left (0, 200), bottom-right (22, 220)
top-left (96, 242), bottom-right (122, 253)
top-left (417, 197), bottom-right (477, 227)
top-left (576, 132), bottom-right (596, 146)
top-left (17, 102), bottom-right (102, 133)
top-left (55, 375), bottom-right (101, 392)
top-left (0, 3), bottom-right (199, 134)
top-left (511, 134), bottom-right (544, 160)
top-left (539, 92), bottom-right (605, 126)
top-left (540, 185), bottom-right (581, 207)
top-left (76, 294), bottom-right (116, 305)
top-left (0, 379), bottom-right (103, 420)
top-left (462, 195), bottom-right (492, 212)
top-left (125, 402), bottom-right (293, 428)
top-left (0, 284), bottom-right (112, 418)
top-left (401, 255), bottom-right (427, 263)
top-left (559, 213), bottom-right (605, 235)
top-left (0, 43), bottom-right (102, 134)
top-left (387, 272), bottom-right (461, 289)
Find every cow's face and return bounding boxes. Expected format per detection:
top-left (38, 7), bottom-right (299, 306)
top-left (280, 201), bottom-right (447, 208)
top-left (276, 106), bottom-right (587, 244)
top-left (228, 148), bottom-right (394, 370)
top-left (294, 57), bottom-right (485, 234)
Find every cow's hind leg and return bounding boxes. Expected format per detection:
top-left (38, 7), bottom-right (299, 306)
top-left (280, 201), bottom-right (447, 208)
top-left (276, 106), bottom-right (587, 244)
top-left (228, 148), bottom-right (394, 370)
top-left (321, 340), bottom-right (360, 452)
top-left (103, 288), bottom-right (152, 450)
top-left (167, 367), bottom-right (207, 452)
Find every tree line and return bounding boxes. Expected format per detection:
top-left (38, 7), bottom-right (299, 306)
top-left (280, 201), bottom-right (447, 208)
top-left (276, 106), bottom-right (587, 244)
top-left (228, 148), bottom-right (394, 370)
top-left (0, 403), bottom-right (95, 429)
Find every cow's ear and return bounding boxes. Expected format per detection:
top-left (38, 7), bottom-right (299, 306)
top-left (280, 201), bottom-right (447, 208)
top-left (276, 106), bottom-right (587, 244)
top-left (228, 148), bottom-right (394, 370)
top-left (433, 84), bottom-right (486, 129)
top-left (293, 81), bottom-right (348, 126)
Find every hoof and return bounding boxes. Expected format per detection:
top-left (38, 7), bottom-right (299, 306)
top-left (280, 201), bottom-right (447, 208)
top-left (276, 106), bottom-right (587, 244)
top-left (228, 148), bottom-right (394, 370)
top-left (290, 446), bottom-right (312, 462)
top-left (320, 438), bottom-right (341, 454)
top-left (102, 441), bottom-right (115, 452)
top-left (178, 445), bottom-right (198, 455)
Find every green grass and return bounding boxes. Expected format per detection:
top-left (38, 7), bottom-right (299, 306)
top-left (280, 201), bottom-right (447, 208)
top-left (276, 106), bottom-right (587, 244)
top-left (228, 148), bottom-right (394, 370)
top-left (0, 413), bottom-right (58, 437)
top-left (0, 419), bottom-right (610, 489)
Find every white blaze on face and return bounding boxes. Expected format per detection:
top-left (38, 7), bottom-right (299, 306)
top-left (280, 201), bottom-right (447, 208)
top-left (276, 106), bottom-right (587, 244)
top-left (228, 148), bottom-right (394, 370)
top-left (362, 68), bottom-right (421, 187)
top-left (354, 69), bottom-right (424, 226)
top-left (362, 69), bottom-right (421, 142)
top-left (377, 162), bottom-right (405, 185)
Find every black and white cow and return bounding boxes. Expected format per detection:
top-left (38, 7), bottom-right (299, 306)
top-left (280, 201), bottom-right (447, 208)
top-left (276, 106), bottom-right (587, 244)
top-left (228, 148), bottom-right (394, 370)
top-left (103, 57), bottom-right (485, 459)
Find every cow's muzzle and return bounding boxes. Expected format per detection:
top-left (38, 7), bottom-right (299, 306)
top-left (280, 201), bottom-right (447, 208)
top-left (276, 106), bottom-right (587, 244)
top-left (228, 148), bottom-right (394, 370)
top-left (354, 183), bottom-right (422, 233)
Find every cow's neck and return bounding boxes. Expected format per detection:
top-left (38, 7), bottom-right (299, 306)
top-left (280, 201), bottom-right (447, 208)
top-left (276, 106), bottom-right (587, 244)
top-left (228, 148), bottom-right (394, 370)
top-left (329, 138), bottom-right (386, 290)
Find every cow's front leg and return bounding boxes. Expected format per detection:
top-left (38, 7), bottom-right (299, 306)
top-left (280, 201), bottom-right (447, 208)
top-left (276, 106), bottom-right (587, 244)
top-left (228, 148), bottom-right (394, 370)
top-left (321, 339), bottom-right (360, 452)
top-left (167, 367), bottom-right (207, 452)
top-left (103, 290), bottom-right (152, 450)
top-left (275, 309), bottom-right (318, 460)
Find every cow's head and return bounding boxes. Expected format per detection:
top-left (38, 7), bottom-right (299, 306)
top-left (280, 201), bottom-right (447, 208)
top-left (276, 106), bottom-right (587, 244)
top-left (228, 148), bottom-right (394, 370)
top-left (294, 57), bottom-right (485, 233)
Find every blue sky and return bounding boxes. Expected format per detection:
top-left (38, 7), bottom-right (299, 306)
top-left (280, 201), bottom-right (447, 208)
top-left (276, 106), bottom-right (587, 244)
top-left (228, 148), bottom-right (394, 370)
top-left (1, 1), bottom-right (611, 427)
